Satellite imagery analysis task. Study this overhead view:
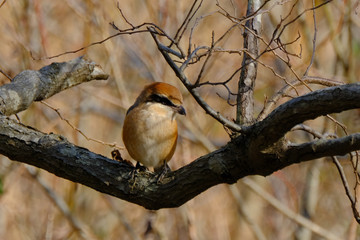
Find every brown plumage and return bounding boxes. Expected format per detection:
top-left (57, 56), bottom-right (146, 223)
top-left (122, 82), bottom-right (185, 171)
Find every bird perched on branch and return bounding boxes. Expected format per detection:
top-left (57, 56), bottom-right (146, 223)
top-left (122, 82), bottom-right (186, 177)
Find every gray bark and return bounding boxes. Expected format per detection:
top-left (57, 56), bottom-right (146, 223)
top-left (0, 56), bottom-right (108, 115)
top-left (0, 58), bottom-right (359, 209)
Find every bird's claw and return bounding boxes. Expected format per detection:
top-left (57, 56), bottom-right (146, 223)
top-left (135, 162), bottom-right (148, 172)
top-left (128, 162), bottom-right (148, 182)
top-left (155, 163), bottom-right (171, 184)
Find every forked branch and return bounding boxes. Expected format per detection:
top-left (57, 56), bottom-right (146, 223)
top-left (1, 58), bottom-right (360, 209)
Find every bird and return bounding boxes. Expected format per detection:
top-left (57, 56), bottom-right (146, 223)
top-left (122, 82), bottom-right (186, 176)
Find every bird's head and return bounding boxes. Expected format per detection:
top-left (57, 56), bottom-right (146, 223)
top-left (128, 82), bottom-right (186, 116)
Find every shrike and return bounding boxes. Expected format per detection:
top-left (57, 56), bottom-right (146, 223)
top-left (122, 82), bottom-right (186, 176)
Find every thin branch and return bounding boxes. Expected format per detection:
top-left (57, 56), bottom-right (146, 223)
top-left (216, 0), bottom-right (271, 25)
top-left (284, 134), bottom-right (360, 165)
top-left (148, 26), bottom-right (245, 133)
top-left (304, 0), bottom-right (318, 76)
top-left (180, 46), bottom-right (209, 71)
top-left (26, 166), bottom-right (99, 240)
top-left (0, 68), bottom-right (12, 81)
top-left (36, 11), bottom-right (175, 61)
top-left (172, 0), bottom-right (203, 46)
top-left (187, 10), bottom-right (218, 56)
top-left (116, 2), bottom-right (135, 28)
top-left (291, 124), bottom-right (324, 139)
top-left (158, 44), bottom-right (183, 59)
top-left (194, 31), bottom-right (215, 86)
top-left (292, 123), bottom-right (360, 224)
top-left (199, 65), bottom-right (243, 87)
top-left (41, 101), bottom-right (124, 150)
top-left (215, 84), bottom-right (237, 106)
top-left (276, 0), bottom-right (334, 41)
top-left (229, 185), bottom-right (267, 240)
top-left (35, 30), bottom-right (148, 60)
top-left (0, 0), bottom-right (6, 8)
top-left (253, 83), bottom-right (360, 152)
top-left (102, 196), bottom-right (141, 240)
top-left (242, 178), bottom-right (341, 240)
top-left (331, 156), bottom-right (360, 224)
top-left (257, 76), bottom-right (343, 121)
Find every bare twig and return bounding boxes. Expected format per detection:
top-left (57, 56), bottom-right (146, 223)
top-left (102, 196), bottom-right (141, 240)
top-left (257, 76), bottom-right (343, 121)
top-left (216, 0), bottom-right (271, 25)
top-left (0, 0), bottom-right (6, 8)
top-left (331, 156), bottom-right (360, 224)
top-left (116, 2), bottom-right (135, 28)
top-left (35, 30), bottom-right (148, 60)
top-left (242, 178), bottom-right (341, 240)
top-left (180, 46), bottom-right (209, 71)
top-left (0, 68), bottom-right (12, 81)
top-left (158, 44), bottom-right (183, 59)
top-left (173, 0), bottom-right (203, 47)
top-left (25, 166), bottom-right (99, 240)
top-left (291, 124), bottom-right (324, 139)
top-left (276, 0), bottom-right (333, 41)
top-left (215, 84), bottom-right (237, 106)
top-left (229, 184), bottom-right (267, 240)
top-left (291, 122), bottom-right (360, 225)
top-left (194, 32), bottom-right (214, 85)
top-left (148, 26), bottom-right (245, 133)
top-left (41, 101), bottom-right (124, 150)
top-left (188, 10), bottom-right (218, 56)
top-left (304, 0), bottom-right (318, 76)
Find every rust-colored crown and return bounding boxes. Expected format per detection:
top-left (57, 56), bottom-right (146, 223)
top-left (140, 82), bottom-right (183, 105)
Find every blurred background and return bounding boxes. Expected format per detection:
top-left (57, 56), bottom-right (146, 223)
top-left (0, 0), bottom-right (360, 239)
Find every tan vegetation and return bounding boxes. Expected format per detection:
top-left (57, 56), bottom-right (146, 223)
top-left (0, 0), bottom-right (360, 239)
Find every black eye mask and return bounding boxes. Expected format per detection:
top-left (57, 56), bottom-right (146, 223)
top-left (148, 94), bottom-right (176, 107)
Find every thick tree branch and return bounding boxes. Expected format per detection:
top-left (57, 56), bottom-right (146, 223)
top-left (2, 109), bottom-right (360, 209)
top-left (1, 57), bottom-right (360, 210)
top-left (252, 83), bottom-right (360, 152)
top-left (1, 68), bottom-right (360, 209)
top-left (0, 56), bottom-right (108, 115)
top-left (285, 134), bottom-right (360, 163)
top-left (0, 115), bottom-right (245, 209)
top-left (267, 134), bottom-right (360, 176)
top-left (257, 76), bottom-right (343, 121)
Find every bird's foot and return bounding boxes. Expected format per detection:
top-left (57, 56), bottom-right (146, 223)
top-left (128, 162), bottom-right (150, 190)
top-left (129, 162), bottom-right (148, 182)
top-left (155, 163), bottom-right (171, 184)
top-left (111, 150), bottom-right (148, 182)
top-left (135, 162), bottom-right (147, 172)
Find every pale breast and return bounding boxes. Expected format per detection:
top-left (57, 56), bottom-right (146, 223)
top-left (122, 103), bottom-right (178, 168)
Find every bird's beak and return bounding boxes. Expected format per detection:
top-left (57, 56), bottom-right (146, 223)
top-left (176, 105), bottom-right (186, 116)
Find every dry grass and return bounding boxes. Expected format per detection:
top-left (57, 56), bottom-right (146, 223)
top-left (0, 0), bottom-right (360, 239)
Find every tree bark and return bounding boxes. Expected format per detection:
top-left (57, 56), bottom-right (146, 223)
top-left (1, 58), bottom-right (360, 209)
top-left (236, 0), bottom-right (261, 125)
top-left (0, 56), bottom-right (108, 116)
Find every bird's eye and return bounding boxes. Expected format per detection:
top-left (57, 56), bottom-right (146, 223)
top-left (148, 94), bottom-right (174, 107)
